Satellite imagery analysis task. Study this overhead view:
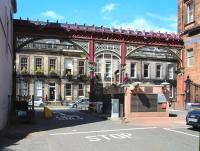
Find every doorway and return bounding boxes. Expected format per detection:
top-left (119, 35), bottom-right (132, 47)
top-left (49, 83), bottom-right (56, 101)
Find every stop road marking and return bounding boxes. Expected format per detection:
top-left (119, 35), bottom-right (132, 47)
top-left (85, 133), bottom-right (132, 142)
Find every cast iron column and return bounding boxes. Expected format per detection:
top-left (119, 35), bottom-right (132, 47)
top-left (89, 39), bottom-right (94, 101)
top-left (121, 42), bottom-right (126, 84)
top-left (185, 76), bottom-right (191, 103)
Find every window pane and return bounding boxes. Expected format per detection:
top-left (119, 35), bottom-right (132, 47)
top-left (35, 58), bottom-right (42, 69)
top-left (21, 57), bottom-right (27, 70)
top-left (144, 64), bottom-right (149, 78)
top-left (78, 60), bottom-right (84, 74)
top-left (170, 85), bottom-right (174, 98)
top-left (131, 63), bottom-right (136, 77)
top-left (65, 59), bottom-right (72, 74)
top-left (96, 60), bottom-right (101, 73)
top-left (79, 60), bottom-right (84, 66)
top-left (64, 59), bottom-right (72, 69)
top-left (169, 65), bottom-right (174, 79)
top-left (20, 81), bottom-right (28, 96)
top-left (78, 84), bottom-right (84, 96)
top-left (49, 59), bottom-right (56, 69)
top-left (156, 65), bottom-right (161, 78)
top-left (35, 81), bottom-right (42, 99)
top-left (65, 84), bottom-right (71, 96)
top-left (106, 62), bottom-right (111, 77)
top-left (104, 54), bottom-right (111, 58)
top-left (187, 2), bottom-right (194, 23)
top-left (187, 49), bottom-right (193, 67)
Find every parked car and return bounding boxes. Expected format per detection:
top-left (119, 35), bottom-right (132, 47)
top-left (186, 108), bottom-right (200, 128)
top-left (68, 98), bottom-right (90, 109)
top-left (28, 98), bottom-right (44, 107)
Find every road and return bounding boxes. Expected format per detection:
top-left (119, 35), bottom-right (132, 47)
top-left (0, 108), bottom-right (199, 151)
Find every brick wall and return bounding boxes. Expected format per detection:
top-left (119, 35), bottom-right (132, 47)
top-left (177, 0), bottom-right (200, 109)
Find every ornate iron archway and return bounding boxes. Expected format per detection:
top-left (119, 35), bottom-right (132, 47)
top-left (14, 18), bottom-right (184, 102)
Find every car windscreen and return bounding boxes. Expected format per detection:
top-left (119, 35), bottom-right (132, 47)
top-left (187, 103), bottom-right (200, 111)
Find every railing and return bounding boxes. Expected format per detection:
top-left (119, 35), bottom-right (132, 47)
top-left (16, 19), bottom-right (181, 41)
top-left (19, 41), bottom-right (79, 50)
top-left (124, 74), bottom-right (175, 82)
top-left (185, 76), bottom-right (200, 103)
top-left (15, 95), bottom-right (35, 122)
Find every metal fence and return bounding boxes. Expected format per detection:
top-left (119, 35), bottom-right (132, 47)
top-left (15, 95), bottom-right (35, 122)
top-left (185, 76), bottom-right (200, 103)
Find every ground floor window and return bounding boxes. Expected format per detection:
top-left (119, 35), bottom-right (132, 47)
top-left (169, 85), bottom-right (176, 98)
top-left (130, 63), bottom-right (136, 78)
top-left (65, 83), bottom-right (72, 96)
top-left (143, 64), bottom-right (149, 78)
top-left (35, 81), bottom-right (42, 100)
top-left (78, 84), bottom-right (84, 96)
top-left (49, 83), bottom-right (56, 101)
top-left (20, 81), bottom-right (28, 96)
top-left (156, 64), bottom-right (161, 78)
top-left (105, 61), bottom-right (112, 78)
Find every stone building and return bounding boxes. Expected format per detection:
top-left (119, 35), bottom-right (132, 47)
top-left (16, 39), bottom-right (90, 102)
top-left (0, 0), bottom-right (17, 132)
top-left (16, 39), bottom-right (178, 103)
top-left (177, 0), bottom-right (200, 108)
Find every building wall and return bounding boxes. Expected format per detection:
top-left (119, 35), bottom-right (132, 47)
top-left (124, 85), bottom-right (169, 120)
top-left (16, 47), bottom-right (177, 103)
top-left (125, 59), bottom-right (177, 80)
top-left (177, 0), bottom-right (200, 109)
top-left (0, 0), bottom-right (16, 132)
top-left (16, 51), bottom-right (90, 101)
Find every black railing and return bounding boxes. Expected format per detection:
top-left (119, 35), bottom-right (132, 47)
top-left (125, 73), bottom-right (175, 81)
top-left (185, 76), bottom-right (200, 103)
top-left (20, 41), bottom-right (79, 50)
top-left (15, 95), bottom-right (35, 122)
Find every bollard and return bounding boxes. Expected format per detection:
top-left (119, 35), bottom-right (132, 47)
top-left (44, 106), bottom-right (53, 119)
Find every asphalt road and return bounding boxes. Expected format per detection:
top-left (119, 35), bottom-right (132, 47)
top-left (1, 108), bottom-right (199, 151)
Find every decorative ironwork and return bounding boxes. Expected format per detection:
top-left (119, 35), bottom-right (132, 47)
top-left (126, 44), bottom-right (140, 56)
top-left (127, 46), bottom-right (180, 61)
top-left (71, 40), bottom-right (89, 54)
top-left (94, 42), bottom-right (121, 55)
top-left (14, 19), bottom-right (183, 49)
top-left (16, 36), bottom-right (38, 49)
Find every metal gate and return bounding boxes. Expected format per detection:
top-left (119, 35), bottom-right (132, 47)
top-left (185, 76), bottom-right (200, 103)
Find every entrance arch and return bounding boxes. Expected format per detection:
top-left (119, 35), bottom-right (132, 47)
top-left (94, 51), bottom-right (121, 87)
top-left (126, 45), bottom-right (182, 64)
top-left (16, 37), bottom-right (90, 56)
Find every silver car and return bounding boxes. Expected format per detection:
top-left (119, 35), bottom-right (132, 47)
top-left (68, 98), bottom-right (90, 109)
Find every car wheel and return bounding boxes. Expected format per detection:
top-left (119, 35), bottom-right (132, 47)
top-left (73, 104), bottom-right (77, 108)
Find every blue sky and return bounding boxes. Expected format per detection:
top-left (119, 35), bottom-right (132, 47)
top-left (15, 0), bottom-right (178, 33)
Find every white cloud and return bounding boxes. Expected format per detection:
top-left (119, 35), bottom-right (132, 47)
top-left (101, 3), bottom-right (116, 13)
top-left (111, 18), bottom-right (177, 33)
top-left (42, 10), bottom-right (64, 21)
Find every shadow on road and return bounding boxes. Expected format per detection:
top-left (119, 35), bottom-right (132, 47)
top-left (0, 109), bottom-right (106, 151)
top-left (188, 127), bottom-right (200, 132)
